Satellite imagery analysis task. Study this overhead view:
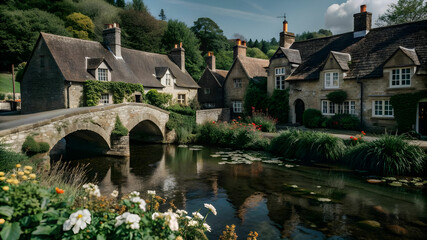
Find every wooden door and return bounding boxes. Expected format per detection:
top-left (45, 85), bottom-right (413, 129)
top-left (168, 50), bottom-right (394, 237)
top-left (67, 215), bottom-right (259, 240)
top-left (295, 99), bottom-right (305, 125)
top-left (419, 102), bottom-right (427, 135)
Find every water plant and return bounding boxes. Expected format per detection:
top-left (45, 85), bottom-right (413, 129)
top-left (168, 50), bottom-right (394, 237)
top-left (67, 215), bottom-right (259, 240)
top-left (269, 130), bottom-right (346, 162)
top-left (344, 135), bottom-right (426, 176)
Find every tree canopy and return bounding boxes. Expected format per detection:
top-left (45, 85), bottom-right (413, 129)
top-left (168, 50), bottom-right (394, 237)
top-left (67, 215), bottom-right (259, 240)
top-left (191, 17), bottom-right (229, 55)
top-left (65, 12), bottom-right (95, 40)
top-left (295, 29), bottom-right (332, 41)
top-left (376, 0), bottom-right (427, 26)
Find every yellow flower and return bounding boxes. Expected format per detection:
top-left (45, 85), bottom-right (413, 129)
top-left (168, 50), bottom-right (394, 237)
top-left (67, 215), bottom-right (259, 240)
top-left (24, 166), bottom-right (33, 171)
top-left (21, 176), bottom-right (28, 180)
top-left (0, 177), bottom-right (5, 181)
top-left (17, 171), bottom-right (25, 176)
top-left (6, 179), bottom-right (12, 183)
top-left (176, 237), bottom-right (183, 240)
top-left (10, 174), bottom-right (16, 178)
top-left (0, 219), bottom-right (5, 224)
top-left (16, 164), bottom-right (21, 168)
top-left (29, 174), bottom-right (36, 179)
top-left (12, 179), bottom-right (19, 185)
top-left (2, 186), bottom-right (9, 191)
top-left (0, 172), bottom-right (4, 176)
top-left (24, 170), bottom-right (30, 174)
top-left (32, 180), bottom-right (38, 184)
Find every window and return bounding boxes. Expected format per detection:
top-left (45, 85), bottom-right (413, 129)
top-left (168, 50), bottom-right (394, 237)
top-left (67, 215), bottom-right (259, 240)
top-left (100, 94), bottom-right (109, 105)
top-left (373, 100), bottom-right (394, 117)
top-left (165, 73), bottom-right (171, 86)
top-left (98, 68), bottom-right (108, 81)
top-left (204, 88), bottom-right (211, 95)
top-left (325, 72), bottom-right (339, 89)
top-left (178, 94), bottom-right (186, 104)
top-left (321, 100), bottom-right (356, 115)
top-left (232, 101), bottom-right (242, 113)
top-left (234, 79), bottom-right (242, 88)
top-left (275, 67), bottom-right (286, 90)
top-left (390, 68), bottom-right (411, 87)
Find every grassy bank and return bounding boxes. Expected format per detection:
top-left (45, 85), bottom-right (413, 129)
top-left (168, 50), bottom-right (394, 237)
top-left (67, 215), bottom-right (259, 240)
top-left (0, 73), bottom-right (20, 94)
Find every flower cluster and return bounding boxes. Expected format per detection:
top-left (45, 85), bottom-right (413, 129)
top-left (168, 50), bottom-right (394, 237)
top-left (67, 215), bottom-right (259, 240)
top-left (115, 212), bottom-right (141, 229)
top-left (350, 131), bottom-right (366, 141)
top-left (129, 191), bottom-right (147, 211)
top-left (63, 209), bottom-right (91, 234)
top-left (82, 183), bottom-right (101, 197)
top-left (152, 209), bottom-right (179, 231)
top-left (1, 164), bottom-right (36, 188)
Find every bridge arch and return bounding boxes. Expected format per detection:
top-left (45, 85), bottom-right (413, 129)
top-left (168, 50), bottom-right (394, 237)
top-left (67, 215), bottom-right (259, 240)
top-left (124, 112), bottom-right (166, 142)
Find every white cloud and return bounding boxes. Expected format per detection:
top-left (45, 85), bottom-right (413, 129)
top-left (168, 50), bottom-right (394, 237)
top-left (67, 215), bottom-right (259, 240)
top-left (325, 0), bottom-right (398, 34)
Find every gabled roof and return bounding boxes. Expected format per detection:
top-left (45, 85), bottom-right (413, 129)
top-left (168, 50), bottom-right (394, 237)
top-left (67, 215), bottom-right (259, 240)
top-left (396, 46), bottom-right (420, 65)
top-left (210, 69), bottom-right (228, 87)
top-left (155, 67), bottom-right (169, 78)
top-left (279, 47), bottom-right (302, 64)
top-left (330, 51), bottom-right (351, 71)
top-left (237, 56), bottom-right (269, 79)
top-left (87, 58), bottom-right (106, 70)
top-left (287, 20), bottom-right (427, 80)
top-left (40, 32), bottom-right (199, 89)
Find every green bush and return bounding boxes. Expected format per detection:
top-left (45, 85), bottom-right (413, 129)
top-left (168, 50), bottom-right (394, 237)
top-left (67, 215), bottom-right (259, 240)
top-left (390, 90), bottom-right (427, 132)
top-left (111, 116), bottom-right (129, 137)
top-left (330, 114), bottom-right (359, 130)
top-left (166, 112), bottom-right (197, 144)
top-left (344, 136), bottom-right (426, 176)
top-left (244, 79), bottom-right (269, 114)
top-left (38, 142), bottom-right (50, 153)
top-left (303, 109), bottom-right (323, 128)
top-left (22, 136), bottom-right (40, 154)
top-left (145, 89), bottom-right (172, 108)
top-left (167, 104), bottom-right (195, 116)
top-left (245, 108), bottom-right (277, 132)
top-left (0, 144), bottom-right (30, 172)
top-left (270, 130), bottom-right (346, 162)
top-left (269, 89), bottom-right (290, 123)
top-left (0, 93), bottom-right (5, 100)
top-left (326, 90), bottom-right (347, 104)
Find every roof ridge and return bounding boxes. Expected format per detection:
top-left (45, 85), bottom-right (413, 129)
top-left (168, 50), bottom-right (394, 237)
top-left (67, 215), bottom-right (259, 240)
top-left (41, 32), bottom-right (101, 45)
top-left (121, 47), bottom-right (169, 57)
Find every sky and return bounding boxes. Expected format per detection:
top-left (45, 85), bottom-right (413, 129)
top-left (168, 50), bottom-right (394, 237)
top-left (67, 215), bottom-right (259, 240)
top-left (142, 0), bottom-right (400, 41)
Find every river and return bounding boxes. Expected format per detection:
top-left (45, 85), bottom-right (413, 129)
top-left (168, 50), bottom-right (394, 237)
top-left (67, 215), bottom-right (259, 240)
top-left (66, 144), bottom-right (427, 240)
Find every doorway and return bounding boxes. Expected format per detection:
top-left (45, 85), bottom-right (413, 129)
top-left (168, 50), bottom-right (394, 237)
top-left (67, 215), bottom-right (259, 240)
top-left (295, 99), bottom-right (305, 125)
top-left (418, 102), bottom-right (427, 135)
top-left (135, 95), bottom-right (142, 103)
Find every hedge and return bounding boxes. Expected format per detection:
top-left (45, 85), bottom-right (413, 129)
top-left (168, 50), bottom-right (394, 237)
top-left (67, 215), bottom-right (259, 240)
top-left (390, 90), bottom-right (427, 132)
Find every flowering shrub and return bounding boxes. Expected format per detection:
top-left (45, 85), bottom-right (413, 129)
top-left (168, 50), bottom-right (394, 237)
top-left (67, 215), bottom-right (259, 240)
top-left (0, 165), bottom-right (215, 240)
top-left (197, 120), bottom-right (269, 150)
top-left (345, 131), bottom-right (366, 146)
top-left (245, 107), bottom-right (277, 132)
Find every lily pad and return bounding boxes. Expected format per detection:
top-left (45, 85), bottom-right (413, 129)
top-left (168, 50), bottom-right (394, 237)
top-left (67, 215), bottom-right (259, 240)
top-left (389, 181), bottom-right (402, 187)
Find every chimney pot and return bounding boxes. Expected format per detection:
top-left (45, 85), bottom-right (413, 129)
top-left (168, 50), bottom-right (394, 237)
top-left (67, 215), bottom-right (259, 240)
top-left (179, 42), bottom-right (183, 48)
top-left (361, 4), bottom-right (367, 13)
top-left (242, 41), bottom-right (246, 47)
top-left (283, 20), bottom-right (288, 32)
top-left (206, 51), bottom-right (216, 71)
top-left (236, 39), bottom-right (241, 46)
top-left (174, 44), bottom-right (178, 48)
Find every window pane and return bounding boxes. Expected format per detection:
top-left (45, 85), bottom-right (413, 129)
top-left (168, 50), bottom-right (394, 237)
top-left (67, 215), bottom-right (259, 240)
top-left (402, 68), bottom-right (411, 85)
top-left (384, 100), bottom-right (393, 116)
top-left (98, 69), bottom-right (108, 81)
top-left (391, 69), bottom-right (400, 86)
top-left (344, 101), bottom-right (349, 114)
top-left (375, 101), bottom-right (383, 116)
top-left (322, 101), bottom-right (328, 114)
top-left (333, 73), bottom-right (339, 87)
top-left (350, 101), bottom-right (356, 114)
top-left (329, 101), bottom-right (335, 114)
top-left (325, 73), bottom-right (330, 87)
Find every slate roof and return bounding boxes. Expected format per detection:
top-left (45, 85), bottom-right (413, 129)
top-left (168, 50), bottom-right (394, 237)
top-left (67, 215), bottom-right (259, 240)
top-left (287, 20), bottom-right (427, 80)
top-left (40, 32), bottom-right (199, 89)
top-left (331, 51), bottom-right (351, 71)
top-left (238, 56), bottom-right (269, 78)
top-left (279, 47), bottom-right (302, 64)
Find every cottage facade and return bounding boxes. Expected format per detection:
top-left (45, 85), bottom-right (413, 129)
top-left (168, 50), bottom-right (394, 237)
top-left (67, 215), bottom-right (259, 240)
top-left (267, 5), bottom-right (427, 132)
top-left (21, 23), bottom-right (199, 113)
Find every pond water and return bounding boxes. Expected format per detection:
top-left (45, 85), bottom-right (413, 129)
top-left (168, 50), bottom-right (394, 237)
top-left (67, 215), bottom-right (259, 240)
top-left (66, 144), bottom-right (427, 240)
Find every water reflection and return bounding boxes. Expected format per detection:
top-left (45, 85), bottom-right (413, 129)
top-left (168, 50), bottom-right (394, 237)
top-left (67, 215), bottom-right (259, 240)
top-left (69, 144), bottom-right (427, 240)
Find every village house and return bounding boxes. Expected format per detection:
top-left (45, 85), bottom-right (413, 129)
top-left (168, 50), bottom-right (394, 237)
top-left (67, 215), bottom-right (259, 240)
top-left (268, 5), bottom-right (427, 133)
top-left (223, 40), bottom-right (269, 116)
top-left (197, 52), bottom-right (228, 109)
top-left (21, 23), bottom-right (199, 114)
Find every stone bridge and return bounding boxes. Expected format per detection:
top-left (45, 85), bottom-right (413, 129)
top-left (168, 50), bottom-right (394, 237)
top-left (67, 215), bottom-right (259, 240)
top-left (0, 103), bottom-right (171, 157)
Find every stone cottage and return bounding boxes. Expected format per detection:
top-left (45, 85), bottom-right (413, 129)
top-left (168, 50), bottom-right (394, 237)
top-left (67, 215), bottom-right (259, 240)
top-left (21, 23), bottom-right (199, 113)
top-left (197, 52), bottom-right (228, 109)
top-left (224, 40), bottom-right (269, 116)
top-left (267, 5), bottom-right (427, 132)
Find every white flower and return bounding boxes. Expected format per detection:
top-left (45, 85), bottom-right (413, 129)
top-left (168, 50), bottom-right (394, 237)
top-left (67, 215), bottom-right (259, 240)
top-left (152, 212), bottom-right (161, 220)
top-left (204, 203), bottom-right (217, 216)
top-left (111, 190), bottom-right (119, 198)
top-left (147, 190), bottom-right (156, 195)
top-left (163, 210), bottom-right (179, 231)
top-left (192, 212), bottom-right (203, 219)
top-left (185, 216), bottom-right (192, 220)
top-left (130, 191), bottom-right (140, 198)
top-left (63, 209), bottom-right (91, 234)
top-left (82, 183), bottom-right (101, 197)
top-left (130, 196), bottom-right (146, 211)
top-left (115, 212), bottom-right (141, 230)
top-left (139, 200), bottom-right (146, 211)
top-left (176, 209), bottom-right (188, 216)
top-left (203, 223), bottom-right (211, 232)
top-left (188, 220), bottom-right (198, 226)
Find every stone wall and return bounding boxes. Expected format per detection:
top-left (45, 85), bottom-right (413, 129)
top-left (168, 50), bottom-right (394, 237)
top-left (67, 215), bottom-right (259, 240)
top-left (196, 108), bottom-right (230, 125)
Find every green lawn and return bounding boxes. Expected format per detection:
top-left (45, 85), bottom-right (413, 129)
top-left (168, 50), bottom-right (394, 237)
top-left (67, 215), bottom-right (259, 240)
top-left (0, 73), bottom-right (20, 94)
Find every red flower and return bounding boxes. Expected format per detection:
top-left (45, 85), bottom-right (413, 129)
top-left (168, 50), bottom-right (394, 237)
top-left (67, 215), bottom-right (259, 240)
top-left (353, 137), bottom-right (358, 141)
top-left (361, 131), bottom-right (366, 136)
top-left (350, 136), bottom-right (354, 139)
top-left (212, 121), bottom-right (216, 124)
top-left (55, 187), bottom-right (64, 194)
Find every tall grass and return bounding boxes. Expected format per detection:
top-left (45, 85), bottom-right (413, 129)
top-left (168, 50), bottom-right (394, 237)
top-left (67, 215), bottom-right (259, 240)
top-left (269, 130), bottom-right (346, 162)
top-left (344, 136), bottom-right (426, 176)
top-left (0, 144), bottom-right (32, 171)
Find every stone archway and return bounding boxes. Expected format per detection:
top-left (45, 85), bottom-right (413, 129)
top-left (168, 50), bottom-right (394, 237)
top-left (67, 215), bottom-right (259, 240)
top-left (294, 99), bottom-right (305, 125)
top-left (129, 120), bottom-right (164, 143)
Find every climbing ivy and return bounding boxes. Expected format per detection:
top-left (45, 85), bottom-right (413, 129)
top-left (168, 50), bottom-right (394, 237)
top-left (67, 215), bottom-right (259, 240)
top-left (83, 80), bottom-right (145, 106)
top-left (326, 90), bottom-right (347, 104)
top-left (390, 90), bottom-right (427, 132)
top-left (111, 115), bottom-right (129, 137)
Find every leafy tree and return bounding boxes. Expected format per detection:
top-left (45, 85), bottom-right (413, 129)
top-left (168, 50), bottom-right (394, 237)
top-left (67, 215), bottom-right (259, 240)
top-left (65, 12), bottom-right (95, 40)
top-left (49, 1), bottom-right (79, 20)
top-left (267, 49), bottom-right (276, 58)
top-left (116, 0), bottom-right (125, 8)
top-left (376, 0), bottom-right (427, 26)
top-left (191, 17), bottom-right (229, 55)
top-left (105, 0), bottom-right (116, 6)
top-left (253, 39), bottom-right (261, 49)
top-left (260, 40), bottom-right (270, 54)
top-left (247, 39), bottom-right (254, 48)
top-left (132, 0), bottom-right (147, 12)
top-left (270, 37), bottom-right (278, 46)
top-left (295, 29), bottom-right (332, 41)
top-left (215, 50), bottom-right (233, 70)
top-left (159, 9), bottom-right (166, 21)
top-left (119, 9), bottom-right (166, 53)
top-left (162, 19), bottom-right (204, 80)
top-left (0, 8), bottom-right (71, 70)
top-left (247, 48), bottom-right (268, 59)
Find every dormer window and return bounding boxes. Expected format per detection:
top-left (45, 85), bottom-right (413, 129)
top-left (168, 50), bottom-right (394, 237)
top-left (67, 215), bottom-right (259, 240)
top-left (97, 68), bottom-right (108, 81)
top-left (325, 72), bottom-right (339, 89)
top-left (275, 67), bottom-right (286, 90)
top-left (165, 72), bottom-right (172, 86)
top-left (390, 68), bottom-right (411, 87)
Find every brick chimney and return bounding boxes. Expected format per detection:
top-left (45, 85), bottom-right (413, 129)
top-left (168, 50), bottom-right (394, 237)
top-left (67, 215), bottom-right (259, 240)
top-left (169, 42), bottom-right (185, 72)
top-left (279, 18), bottom-right (295, 49)
top-left (206, 51), bottom-right (216, 72)
top-left (233, 39), bottom-right (247, 59)
top-left (103, 23), bottom-right (121, 58)
top-left (353, 4), bottom-right (372, 38)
